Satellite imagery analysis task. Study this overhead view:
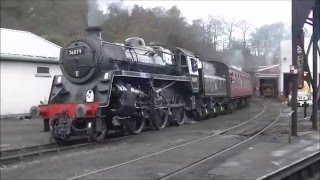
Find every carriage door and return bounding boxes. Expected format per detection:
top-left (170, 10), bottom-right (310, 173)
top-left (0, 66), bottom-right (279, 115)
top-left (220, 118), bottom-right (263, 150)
top-left (187, 56), bottom-right (202, 92)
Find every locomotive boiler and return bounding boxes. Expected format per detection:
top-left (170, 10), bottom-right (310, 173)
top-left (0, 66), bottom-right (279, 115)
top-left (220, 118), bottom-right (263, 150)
top-left (31, 26), bottom-right (252, 142)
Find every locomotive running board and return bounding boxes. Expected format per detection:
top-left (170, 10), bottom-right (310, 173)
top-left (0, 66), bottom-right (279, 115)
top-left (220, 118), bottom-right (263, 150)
top-left (115, 70), bottom-right (190, 82)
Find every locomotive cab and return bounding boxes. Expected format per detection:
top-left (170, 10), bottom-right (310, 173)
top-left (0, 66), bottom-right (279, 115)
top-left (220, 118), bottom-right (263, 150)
top-left (175, 47), bottom-right (202, 92)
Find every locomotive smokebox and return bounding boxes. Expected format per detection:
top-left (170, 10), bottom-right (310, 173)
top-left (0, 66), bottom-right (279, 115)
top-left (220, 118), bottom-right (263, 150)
top-left (85, 26), bottom-right (102, 40)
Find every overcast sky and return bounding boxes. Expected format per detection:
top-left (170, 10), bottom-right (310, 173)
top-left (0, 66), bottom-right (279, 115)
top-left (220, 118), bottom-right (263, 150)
top-left (98, 0), bottom-right (292, 27)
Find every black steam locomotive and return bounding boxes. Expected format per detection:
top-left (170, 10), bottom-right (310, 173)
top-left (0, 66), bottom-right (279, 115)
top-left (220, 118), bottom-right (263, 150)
top-left (31, 26), bottom-right (252, 142)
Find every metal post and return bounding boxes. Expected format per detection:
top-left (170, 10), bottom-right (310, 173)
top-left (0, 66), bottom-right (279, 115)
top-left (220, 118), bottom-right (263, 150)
top-left (44, 119), bottom-right (49, 132)
top-left (283, 109), bottom-right (294, 144)
top-left (291, 0), bottom-right (299, 136)
top-left (288, 113), bottom-right (292, 144)
top-left (303, 102), bottom-right (307, 118)
top-left (311, 0), bottom-right (319, 130)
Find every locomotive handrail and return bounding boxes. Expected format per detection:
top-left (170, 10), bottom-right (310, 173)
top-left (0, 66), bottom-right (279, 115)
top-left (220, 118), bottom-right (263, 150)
top-left (126, 48), bottom-right (136, 63)
top-left (102, 41), bottom-right (178, 67)
top-left (59, 61), bottom-right (95, 69)
top-left (130, 48), bottom-right (139, 62)
top-left (64, 45), bottom-right (86, 50)
top-left (50, 87), bottom-right (68, 102)
top-left (109, 42), bottom-right (174, 66)
top-left (102, 41), bottom-right (176, 56)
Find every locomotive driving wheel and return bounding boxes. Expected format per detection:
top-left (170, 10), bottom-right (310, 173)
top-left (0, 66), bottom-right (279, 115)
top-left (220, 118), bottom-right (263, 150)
top-left (125, 116), bottom-right (146, 134)
top-left (171, 93), bottom-right (185, 126)
top-left (88, 117), bottom-right (107, 142)
top-left (150, 89), bottom-right (169, 130)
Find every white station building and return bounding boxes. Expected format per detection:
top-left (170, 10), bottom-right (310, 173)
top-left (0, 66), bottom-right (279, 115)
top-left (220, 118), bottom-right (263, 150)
top-left (0, 28), bottom-right (62, 116)
top-left (279, 38), bottom-right (320, 97)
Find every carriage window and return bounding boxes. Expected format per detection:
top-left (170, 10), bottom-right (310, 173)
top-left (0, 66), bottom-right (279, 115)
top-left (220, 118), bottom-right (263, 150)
top-left (236, 74), bottom-right (238, 85)
top-left (236, 74), bottom-right (239, 85)
top-left (212, 80), bottom-right (215, 91)
top-left (180, 54), bottom-right (187, 66)
top-left (190, 58), bottom-right (198, 72)
top-left (241, 76), bottom-right (244, 87)
top-left (241, 77), bottom-right (244, 87)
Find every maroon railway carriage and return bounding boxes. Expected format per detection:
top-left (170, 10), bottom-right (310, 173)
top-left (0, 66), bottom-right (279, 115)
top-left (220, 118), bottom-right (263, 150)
top-left (210, 61), bottom-right (253, 106)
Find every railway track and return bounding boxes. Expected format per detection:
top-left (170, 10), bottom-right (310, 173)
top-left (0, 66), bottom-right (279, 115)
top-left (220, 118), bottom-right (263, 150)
top-left (158, 104), bottom-right (283, 180)
top-left (0, 100), bottom-right (266, 167)
top-left (0, 135), bottom-right (129, 167)
top-left (67, 101), bottom-right (281, 180)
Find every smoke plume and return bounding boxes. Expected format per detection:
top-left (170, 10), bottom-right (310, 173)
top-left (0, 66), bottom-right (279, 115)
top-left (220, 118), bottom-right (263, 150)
top-left (224, 50), bottom-right (244, 70)
top-left (87, 0), bottom-right (106, 27)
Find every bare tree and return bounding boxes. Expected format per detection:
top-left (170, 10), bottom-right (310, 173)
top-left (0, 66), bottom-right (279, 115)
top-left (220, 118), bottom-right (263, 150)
top-left (238, 19), bottom-right (252, 49)
top-left (205, 16), bottom-right (224, 51)
top-left (249, 22), bottom-right (286, 65)
top-left (223, 18), bottom-right (240, 49)
top-left (249, 30), bottom-right (263, 56)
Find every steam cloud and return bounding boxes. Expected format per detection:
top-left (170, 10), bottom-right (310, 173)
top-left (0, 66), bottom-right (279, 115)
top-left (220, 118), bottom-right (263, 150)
top-left (225, 50), bottom-right (244, 70)
top-left (87, 0), bottom-right (106, 27)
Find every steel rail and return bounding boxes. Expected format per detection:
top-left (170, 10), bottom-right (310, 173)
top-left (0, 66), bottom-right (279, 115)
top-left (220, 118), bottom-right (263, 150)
top-left (1, 143), bottom-right (56, 156)
top-left (0, 100), bottom-right (265, 167)
top-left (0, 136), bottom-right (129, 167)
top-left (67, 100), bottom-right (269, 180)
top-left (158, 104), bottom-right (282, 180)
top-left (256, 151), bottom-right (320, 180)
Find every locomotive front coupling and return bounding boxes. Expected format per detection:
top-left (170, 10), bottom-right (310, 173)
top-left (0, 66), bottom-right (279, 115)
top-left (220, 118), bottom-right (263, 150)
top-left (30, 103), bottom-right (100, 139)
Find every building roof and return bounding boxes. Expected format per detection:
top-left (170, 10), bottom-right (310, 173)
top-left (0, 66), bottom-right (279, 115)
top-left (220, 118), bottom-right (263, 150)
top-left (257, 64), bottom-right (280, 73)
top-left (256, 64), bottom-right (280, 78)
top-left (0, 28), bottom-right (61, 63)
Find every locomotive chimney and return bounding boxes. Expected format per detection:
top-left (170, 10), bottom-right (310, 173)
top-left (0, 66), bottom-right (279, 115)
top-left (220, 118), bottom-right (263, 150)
top-left (85, 26), bottom-right (102, 40)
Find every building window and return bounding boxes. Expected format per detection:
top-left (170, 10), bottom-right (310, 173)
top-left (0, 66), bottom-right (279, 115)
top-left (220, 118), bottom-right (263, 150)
top-left (36, 66), bottom-right (51, 77)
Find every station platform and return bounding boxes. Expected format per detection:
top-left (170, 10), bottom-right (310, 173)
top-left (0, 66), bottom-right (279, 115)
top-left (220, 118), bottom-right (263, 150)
top-left (191, 106), bottom-right (320, 180)
top-left (207, 130), bottom-right (319, 179)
